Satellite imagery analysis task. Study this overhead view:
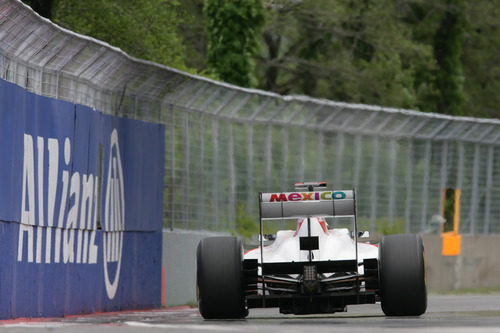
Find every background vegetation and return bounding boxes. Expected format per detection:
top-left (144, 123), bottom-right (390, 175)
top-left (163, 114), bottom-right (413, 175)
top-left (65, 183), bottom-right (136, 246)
top-left (23, 0), bottom-right (499, 118)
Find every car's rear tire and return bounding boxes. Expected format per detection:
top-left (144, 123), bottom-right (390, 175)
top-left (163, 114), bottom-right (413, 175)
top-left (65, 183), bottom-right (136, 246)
top-left (196, 236), bottom-right (247, 319)
top-left (379, 233), bottom-right (427, 316)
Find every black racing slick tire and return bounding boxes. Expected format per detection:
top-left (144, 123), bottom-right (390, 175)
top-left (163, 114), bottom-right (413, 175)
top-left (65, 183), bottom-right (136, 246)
top-left (379, 233), bottom-right (427, 316)
top-left (196, 236), bottom-right (247, 319)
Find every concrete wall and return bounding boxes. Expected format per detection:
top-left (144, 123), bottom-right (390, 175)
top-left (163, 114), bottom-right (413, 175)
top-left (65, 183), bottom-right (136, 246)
top-left (162, 231), bottom-right (500, 307)
top-left (423, 234), bottom-right (500, 292)
top-left (162, 229), bottom-right (230, 307)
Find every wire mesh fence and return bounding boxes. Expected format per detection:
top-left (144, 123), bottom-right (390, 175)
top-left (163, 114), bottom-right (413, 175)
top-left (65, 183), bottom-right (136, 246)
top-left (1, 0), bottom-right (500, 234)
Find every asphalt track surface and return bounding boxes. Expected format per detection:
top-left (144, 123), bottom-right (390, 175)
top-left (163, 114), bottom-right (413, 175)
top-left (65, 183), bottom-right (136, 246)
top-left (1, 294), bottom-right (500, 332)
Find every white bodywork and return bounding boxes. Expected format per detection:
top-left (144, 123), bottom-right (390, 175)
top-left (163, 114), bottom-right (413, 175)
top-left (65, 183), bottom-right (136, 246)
top-left (244, 217), bottom-right (378, 275)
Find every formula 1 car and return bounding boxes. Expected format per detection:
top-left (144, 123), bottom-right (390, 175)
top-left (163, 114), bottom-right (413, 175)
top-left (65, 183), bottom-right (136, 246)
top-left (196, 182), bottom-right (427, 319)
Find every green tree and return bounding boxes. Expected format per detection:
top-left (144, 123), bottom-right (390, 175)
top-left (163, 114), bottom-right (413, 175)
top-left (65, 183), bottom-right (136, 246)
top-left (433, 0), bottom-right (466, 115)
top-left (22, 0), bottom-right (56, 19)
top-left (401, 0), bottom-right (497, 117)
top-left (204, 0), bottom-right (264, 87)
top-left (25, 0), bottom-right (499, 119)
top-left (461, 1), bottom-right (500, 118)
top-left (52, 0), bottom-right (188, 70)
top-left (257, 0), bottom-right (436, 110)
top-left (175, 0), bottom-right (208, 72)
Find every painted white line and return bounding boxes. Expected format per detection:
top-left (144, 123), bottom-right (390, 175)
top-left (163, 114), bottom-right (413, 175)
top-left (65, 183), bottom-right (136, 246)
top-left (124, 321), bottom-right (247, 331)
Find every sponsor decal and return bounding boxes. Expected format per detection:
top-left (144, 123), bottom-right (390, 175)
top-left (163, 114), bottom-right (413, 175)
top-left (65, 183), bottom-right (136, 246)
top-left (103, 129), bottom-right (125, 299)
top-left (17, 129), bottom-right (124, 300)
top-left (267, 191), bottom-right (347, 202)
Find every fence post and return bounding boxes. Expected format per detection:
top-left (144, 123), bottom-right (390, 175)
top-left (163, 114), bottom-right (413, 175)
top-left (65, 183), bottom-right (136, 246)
top-left (211, 119), bottom-right (219, 229)
top-left (353, 135), bottom-right (362, 190)
top-left (298, 131), bottom-right (305, 181)
top-left (316, 131), bottom-right (324, 181)
top-left (182, 110), bottom-right (190, 229)
top-left (484, 146), bottom-right (494, 234)
top-left (469, 143), bottom-right (481, 234)
top-left (265, 124), bottom-right (272, 192)
top-left (334, 132), bottom-right (345, 188)
top-left (228, 122), bottom-right (236, 229)
top-left (420, 140), bottom-right (431, 231)
top-left (439, 141), bottom-right (449, 219)
top-left (246, 123), bottom-right (254, 215)
top-left (168, 105), bottom-right (175, 231)
top-left (405, 139), bottom-right (414, 233)
top-left (388, 139), bottom-right (397, 226)
top-left (369, 137), bottom-right (379, 233)
top-left (456, 142), bottom-right (464, 233)
top-left (197, 116), bottom-right (205, 230)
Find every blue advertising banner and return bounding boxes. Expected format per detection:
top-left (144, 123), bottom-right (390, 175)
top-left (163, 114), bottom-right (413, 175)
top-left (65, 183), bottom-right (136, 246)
top-left (0, 78), bottom-right (164, 318)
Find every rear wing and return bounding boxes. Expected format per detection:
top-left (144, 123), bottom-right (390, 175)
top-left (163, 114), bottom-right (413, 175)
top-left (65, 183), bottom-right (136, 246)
top-left (256, 186), bottom-right (361, 295)
top-left (259, 190), bottom-right (356, 220)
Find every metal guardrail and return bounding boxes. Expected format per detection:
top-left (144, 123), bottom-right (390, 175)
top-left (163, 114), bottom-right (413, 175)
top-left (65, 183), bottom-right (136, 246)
top-left (1, 0), bottom-right (499, 234)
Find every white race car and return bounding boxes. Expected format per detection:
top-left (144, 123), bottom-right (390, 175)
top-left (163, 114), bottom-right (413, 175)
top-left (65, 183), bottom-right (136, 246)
top-left (196, 182), bottom-right (427, 319)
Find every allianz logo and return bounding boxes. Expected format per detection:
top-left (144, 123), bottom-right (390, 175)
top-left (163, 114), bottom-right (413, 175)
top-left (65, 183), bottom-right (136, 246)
top-left (103, 129), bottom-right (125, 299)
top-left (17, 129), bottom-right (125, 300)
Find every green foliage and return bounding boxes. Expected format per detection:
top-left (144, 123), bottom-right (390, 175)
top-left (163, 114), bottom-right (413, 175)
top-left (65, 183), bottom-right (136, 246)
top-left (52, 0), bottom-right (188, 71)
top-left (258, 0), bottom-right (437, 111)
top-left (355, 216), bottom-right (406, 235)
top-left (376, 219), bottom-right (406, 235)
top-left (172, 0), bottom-right (206, 71)
top-left (442, 188), bottom-right (456, 232)
top-left (233, 203), bottom-right (298, 241)
top-left (204, 0), bottom-right (264, 87)
top-left (461, 1), bottom-right (500, 118)
top-left (234, 204), bottom-right (259, 240)
top-left (257, 0), bottom-right (498, 118)
top-left (27, 0), bottom-right (499, 119)
top-left (22, 0), bottom-right (55, 19)
top-left (433, 0), bottom-right (466, 115)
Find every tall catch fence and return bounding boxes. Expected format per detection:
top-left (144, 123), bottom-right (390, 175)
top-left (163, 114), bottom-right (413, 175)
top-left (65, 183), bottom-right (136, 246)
top-left (1, 0), bottom-right (500, 235)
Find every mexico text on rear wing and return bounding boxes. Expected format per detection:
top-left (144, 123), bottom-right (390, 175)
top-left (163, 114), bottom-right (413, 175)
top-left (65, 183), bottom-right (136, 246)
top-left (259, 190), bottom-right (356, 220)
